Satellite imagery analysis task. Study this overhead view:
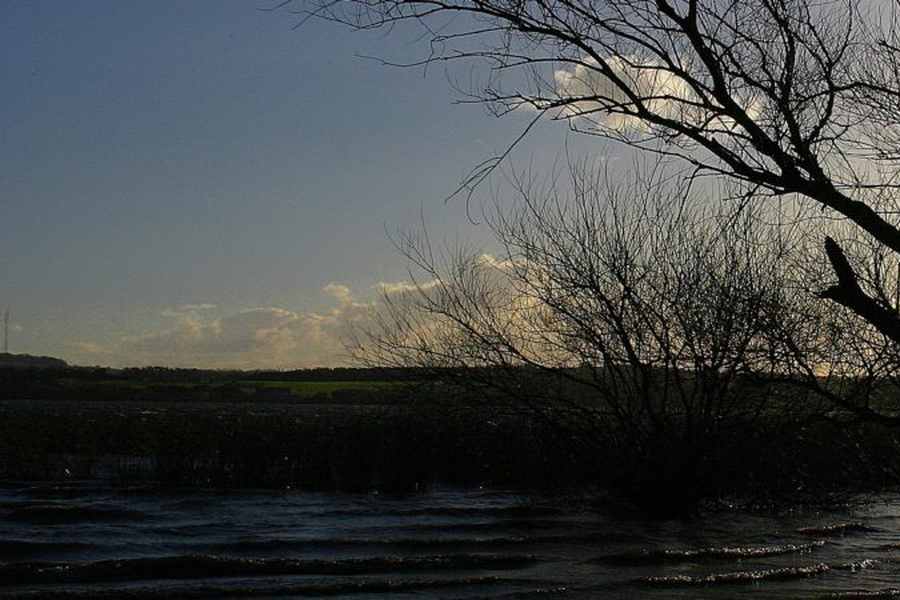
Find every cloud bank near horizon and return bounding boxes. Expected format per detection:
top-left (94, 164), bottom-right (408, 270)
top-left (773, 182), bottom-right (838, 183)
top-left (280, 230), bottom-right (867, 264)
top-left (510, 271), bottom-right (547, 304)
top-left (69, 283), bottom-right (379, 370)
top-left (65, 255), bottom-right (519, 370)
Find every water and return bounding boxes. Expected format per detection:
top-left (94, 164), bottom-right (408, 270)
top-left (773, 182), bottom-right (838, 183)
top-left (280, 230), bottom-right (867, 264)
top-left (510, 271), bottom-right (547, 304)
top-left (1, 483), bottom-right (899, 598)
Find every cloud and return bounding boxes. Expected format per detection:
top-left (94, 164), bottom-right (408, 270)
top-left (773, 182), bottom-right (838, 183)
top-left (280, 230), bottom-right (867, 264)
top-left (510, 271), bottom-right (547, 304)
top-left (161, 303), bottom-right (218, 319)
top-left (553, 55), bottom-right (758, 132)
top-left (373, 256), bottom-right (514, 298)
top-left (553, 56), bottom-right (695, 131)
top-left (69, 341), bottom-right (108, 355)
top-left (475, 253), bottom-right (522, 271)
top-left (69, 275), bottom-right (509, 370)
top-left (103, 285), bottom-right (383, 369)
top-left (177, 303), bottom-right (217, 312)
top-left (122, 307), bottom-right (304, 369)
top-left (322, 283), bottom-right (353, 307)
top-left (375, 279), bottom-right (440, 296)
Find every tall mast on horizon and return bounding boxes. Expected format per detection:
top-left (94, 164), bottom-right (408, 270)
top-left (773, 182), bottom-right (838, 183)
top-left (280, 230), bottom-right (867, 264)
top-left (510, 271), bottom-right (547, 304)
top-left (3, 308), bottom-right (8, 354)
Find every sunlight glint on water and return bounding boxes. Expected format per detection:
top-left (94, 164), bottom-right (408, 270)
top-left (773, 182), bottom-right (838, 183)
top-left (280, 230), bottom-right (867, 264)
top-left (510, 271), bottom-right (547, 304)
top-left (0, 483), bottom-right (898, 598)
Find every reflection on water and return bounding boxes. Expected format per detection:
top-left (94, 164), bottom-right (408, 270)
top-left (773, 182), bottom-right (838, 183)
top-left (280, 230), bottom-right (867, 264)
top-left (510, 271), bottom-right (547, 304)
top-left (0, 482), bottom-right (898, 598)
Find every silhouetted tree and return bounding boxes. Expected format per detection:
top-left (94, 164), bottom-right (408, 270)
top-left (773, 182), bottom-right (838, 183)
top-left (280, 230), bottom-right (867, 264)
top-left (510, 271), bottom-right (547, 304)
top-left (350, 161), bottom-right (894, 507)
top-left (285, 2), bottom-right (900, 359)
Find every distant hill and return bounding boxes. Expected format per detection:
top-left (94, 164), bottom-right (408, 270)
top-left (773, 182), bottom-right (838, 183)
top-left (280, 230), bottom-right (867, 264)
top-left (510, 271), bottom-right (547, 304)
top-left (0, 353), bottom-right (68, 369)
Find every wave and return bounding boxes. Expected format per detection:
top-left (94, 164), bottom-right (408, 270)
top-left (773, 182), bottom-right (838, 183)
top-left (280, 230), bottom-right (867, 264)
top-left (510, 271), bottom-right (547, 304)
top-left (797, 522), bottom-right (878, 536)
top-left (638, 563), bottom-right (832, 586)
top-left (459, 585), bottom-right (573, 599)
top-left (202, 531), bottom-right (606, 554)
top-left (317, 505), bottom-right (565, 518)
top-left (0, 553), bottom-right (539, 586)
top-left (205, 536), bottom-right (528, 553)
top-left (833, 559), bottom-right (880, 571)
top-left (159, 498), bottom-right (215, 511)
top-left (0, 541), bottom-right (96, 561)
top-left (3, 503), bottom-right (147, 524)
top-left (144, 521), bottom-right (238, 536)
top-left (637, 558), bottom-right (878, 587)
top-left (0, 575), bottom-right (537, 598)
top-left (593, 540), bottom-right (826, 565)
top-left (359, 519), bottom-right (579, 534)
top-left (829, 589), bottom-right (900, 598)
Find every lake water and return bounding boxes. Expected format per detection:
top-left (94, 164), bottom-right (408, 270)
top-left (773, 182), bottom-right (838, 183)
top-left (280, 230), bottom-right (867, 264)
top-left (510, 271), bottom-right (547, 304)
top-left (1, 483), bottom-right (898, 599)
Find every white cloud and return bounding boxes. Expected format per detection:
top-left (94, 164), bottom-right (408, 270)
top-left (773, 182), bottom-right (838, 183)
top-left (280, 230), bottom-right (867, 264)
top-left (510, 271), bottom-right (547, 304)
top-left (95, 284), bottom-right (387, 369)
top-left (475, 253), bottom-right (521, 271)
top-left (554, 56), bottom-right (696, 131)
top-left (122, 307), bottom-right (305, 368)
top-left (553, 55), bottom-right (759, 133)
top-left (161, 303), bottom-right (218, 319)
top-left (322, 282), bottom-right (353, 307)
top-left (375, 279), bottom-right (440, 296)
top-left (69, 274), bottom-right (527, 369)
top-left (177, 303), bottom-right (217, 312)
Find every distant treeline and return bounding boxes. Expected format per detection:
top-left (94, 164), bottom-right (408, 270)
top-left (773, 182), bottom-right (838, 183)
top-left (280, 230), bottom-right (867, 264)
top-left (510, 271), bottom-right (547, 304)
top-left (0, 353), bottom-right (68, 369)
top-left (2, 365), bottom-right (425, 383)
top-left (0, 368), bottom-right (414, 405)
top-left (0, 364), bottom-right (557, 403)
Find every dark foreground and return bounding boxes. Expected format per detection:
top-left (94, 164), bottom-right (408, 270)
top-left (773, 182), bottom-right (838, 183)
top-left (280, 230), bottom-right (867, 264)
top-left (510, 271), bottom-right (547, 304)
top-left (2, 396), bottom-right (900, 597)
top-left (1, 482), bottom-right (899, 599)
top-left (3, 397), bottom-right (900, 509)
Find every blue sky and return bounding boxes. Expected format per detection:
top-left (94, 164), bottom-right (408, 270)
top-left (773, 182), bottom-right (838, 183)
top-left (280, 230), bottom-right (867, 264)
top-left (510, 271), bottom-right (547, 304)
top-left (0, 0), bottom-right (602, 367)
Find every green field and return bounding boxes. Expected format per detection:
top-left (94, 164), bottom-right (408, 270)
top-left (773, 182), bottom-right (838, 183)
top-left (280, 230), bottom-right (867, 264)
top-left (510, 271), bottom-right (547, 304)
top-left (243, 380), bottom-right (399, 397)
top-left (53, 377), bottom-right (401, 400)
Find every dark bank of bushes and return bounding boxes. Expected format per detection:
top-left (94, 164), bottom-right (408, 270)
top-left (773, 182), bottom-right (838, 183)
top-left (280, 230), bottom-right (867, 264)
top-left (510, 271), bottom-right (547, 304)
top-left (0, 400), bottom-right (590, 492)
top-left (4, 368), bottom-right (900, 513)
top-left (2, 395), bottom-right (900, 514)
top-left (602, 416), bottom-right (900, 515)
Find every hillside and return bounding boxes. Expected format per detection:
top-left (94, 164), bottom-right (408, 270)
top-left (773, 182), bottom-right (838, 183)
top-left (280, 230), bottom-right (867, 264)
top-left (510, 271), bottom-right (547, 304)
top-left (0, 353), bottom-right (68, 369)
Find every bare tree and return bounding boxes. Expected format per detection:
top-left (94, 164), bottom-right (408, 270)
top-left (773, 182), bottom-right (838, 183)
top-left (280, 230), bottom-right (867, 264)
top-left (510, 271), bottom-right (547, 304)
top-left (283, 0), bottom-right (900, 356)
top-left (351, 162), bottom-right (866, 506)
top-left (782, 217), bottom-right (900, 424)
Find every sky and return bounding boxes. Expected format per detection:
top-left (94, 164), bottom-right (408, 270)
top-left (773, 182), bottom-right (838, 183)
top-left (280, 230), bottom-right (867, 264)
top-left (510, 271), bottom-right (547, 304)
top-left (0, 0), bottom-right (602, 368)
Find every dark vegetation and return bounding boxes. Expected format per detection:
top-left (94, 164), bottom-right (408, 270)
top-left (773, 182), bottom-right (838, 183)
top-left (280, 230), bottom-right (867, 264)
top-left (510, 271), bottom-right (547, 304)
top-left (2, 366), bottom-right (900, 516)
top-left (0, 365), bottom-right (412, 404)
